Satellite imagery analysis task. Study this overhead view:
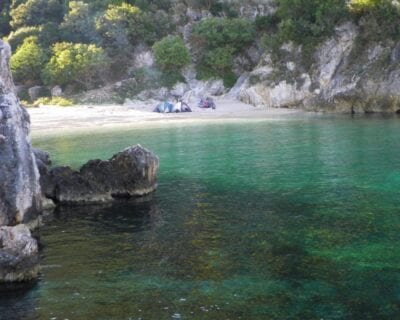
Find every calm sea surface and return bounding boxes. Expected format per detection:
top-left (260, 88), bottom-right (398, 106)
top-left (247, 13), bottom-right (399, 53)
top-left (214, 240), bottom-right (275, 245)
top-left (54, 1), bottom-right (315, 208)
top-left (1, 115), bottom-right (400, 319)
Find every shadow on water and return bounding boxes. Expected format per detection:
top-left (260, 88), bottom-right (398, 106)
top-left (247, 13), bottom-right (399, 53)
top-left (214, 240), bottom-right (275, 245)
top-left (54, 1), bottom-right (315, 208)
top-left (0, 282), bottom-right (38, 320)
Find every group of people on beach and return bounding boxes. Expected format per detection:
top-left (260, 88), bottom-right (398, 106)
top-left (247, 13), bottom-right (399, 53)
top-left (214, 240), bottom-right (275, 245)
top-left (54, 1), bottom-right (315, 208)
top-left (153, 96), bottom-right (215, 113)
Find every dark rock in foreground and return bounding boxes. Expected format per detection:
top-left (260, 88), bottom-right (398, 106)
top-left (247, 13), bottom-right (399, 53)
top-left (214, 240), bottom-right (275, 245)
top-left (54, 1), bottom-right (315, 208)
top-left (0, 225), bottom-right (39, 283)
top-left (0, 40), bottom-right (42, 227)
top-left (0, 39), bottom-right (40, 282)
top-left (41, 145), bottom-right (159, 204)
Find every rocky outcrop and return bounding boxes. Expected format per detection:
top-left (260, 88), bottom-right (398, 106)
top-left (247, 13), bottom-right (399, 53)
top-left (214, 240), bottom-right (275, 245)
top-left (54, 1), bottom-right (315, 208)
top-left (230, 22), bottom-right (400, 113)
top-left (0, 225), bottom-right (39, 283)
top-left (0, 40), bottom-right (41, 283)
top-left (41, 145), bottom-right (159, 204)
top-left (0, 40), bottom-right (42, 226)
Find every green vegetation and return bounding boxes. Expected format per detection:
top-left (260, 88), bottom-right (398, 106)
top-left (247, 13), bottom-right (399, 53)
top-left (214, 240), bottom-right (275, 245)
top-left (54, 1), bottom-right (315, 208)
top-left (10, 36), bottom-right (46, 83)
top-left (42, 42), bottom-right (108, 89)
top-left (2, 0), bottom-right (400, 96)
top-left (10, 0), bottom-right (64, 29)
top-left (152, 36), bottom-right (190, 71)
top-left (34, 96), bottom-right (75, 106)
top-left (192, 17), bottom-right (255, 85)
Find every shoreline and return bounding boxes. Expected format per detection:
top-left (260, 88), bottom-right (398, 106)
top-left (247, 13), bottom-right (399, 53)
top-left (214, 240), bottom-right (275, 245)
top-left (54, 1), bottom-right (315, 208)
top-left (28, 98), bottom-right (304, 137)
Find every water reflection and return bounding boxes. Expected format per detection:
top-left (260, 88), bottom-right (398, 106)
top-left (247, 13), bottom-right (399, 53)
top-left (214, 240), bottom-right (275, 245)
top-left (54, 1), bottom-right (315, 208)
top-left (2, 117), bottom-right (400, 319)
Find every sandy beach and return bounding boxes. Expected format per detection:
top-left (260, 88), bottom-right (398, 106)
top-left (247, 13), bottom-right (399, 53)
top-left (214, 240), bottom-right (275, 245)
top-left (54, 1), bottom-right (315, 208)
top-left (28, 97), bottom-right (303, 136)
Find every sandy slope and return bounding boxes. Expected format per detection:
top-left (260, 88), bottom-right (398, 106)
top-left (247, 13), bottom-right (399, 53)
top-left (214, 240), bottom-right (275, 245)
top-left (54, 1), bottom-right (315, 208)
top-left (28, 97), bottom-right (303, 136)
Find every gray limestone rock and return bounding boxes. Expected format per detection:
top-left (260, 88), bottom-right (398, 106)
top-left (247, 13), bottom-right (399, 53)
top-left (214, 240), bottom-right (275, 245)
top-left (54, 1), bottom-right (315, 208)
top-left (0, 40), bottom-right (42, 227)
top-left (0, 224), bottom-right (39, 283)
top-left (41, 145), bottom-right (159, 204)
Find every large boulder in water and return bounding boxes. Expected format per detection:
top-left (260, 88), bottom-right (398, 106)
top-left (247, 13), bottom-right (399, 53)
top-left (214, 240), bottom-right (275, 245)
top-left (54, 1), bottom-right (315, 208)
top-left (42, 145), bottom-right (159, 204)
top-left (0, 225), bottom-right (39, 283)
top-left (0, 40), bottom-right (42, 226)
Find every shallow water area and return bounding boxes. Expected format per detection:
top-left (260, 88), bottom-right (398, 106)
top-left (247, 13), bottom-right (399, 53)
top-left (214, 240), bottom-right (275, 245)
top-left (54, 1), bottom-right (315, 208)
top-left (1, 114), bottom-right (400, 319)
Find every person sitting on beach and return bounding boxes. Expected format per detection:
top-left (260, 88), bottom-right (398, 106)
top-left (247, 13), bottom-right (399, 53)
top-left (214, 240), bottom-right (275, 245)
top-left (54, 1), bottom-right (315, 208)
top-left (198, 97), bottom-right (216, 109)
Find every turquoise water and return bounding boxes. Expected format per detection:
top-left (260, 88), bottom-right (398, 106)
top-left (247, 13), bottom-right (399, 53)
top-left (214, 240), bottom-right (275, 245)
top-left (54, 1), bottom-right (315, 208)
top-left (1, 115), bottom-right (400, 319)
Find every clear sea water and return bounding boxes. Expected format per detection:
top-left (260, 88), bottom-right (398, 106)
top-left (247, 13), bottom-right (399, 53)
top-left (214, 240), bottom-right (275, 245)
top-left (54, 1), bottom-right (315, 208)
top-left (1, 114), bottom-right (400, 319)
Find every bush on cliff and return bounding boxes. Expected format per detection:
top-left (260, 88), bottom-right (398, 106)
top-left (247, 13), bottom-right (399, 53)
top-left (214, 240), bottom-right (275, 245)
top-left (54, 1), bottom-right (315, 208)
top-left (153, 35), bottom-right (191, 71)
top-left (192, 17), bottom-right (255, 52)
top-left (42, 42), bottom-right (108, 89)
top-left (191, 17), bottom-right (255, 86)
top-left (10, 36), bottom-right (46, 84)
top-left (60, 1), bottom-right (99, 44)
top-left (10, 0), bottom-right (65, 29)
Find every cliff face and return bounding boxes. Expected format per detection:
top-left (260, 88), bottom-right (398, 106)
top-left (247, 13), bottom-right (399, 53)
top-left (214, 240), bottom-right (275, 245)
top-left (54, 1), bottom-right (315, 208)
top-left (231, 22), bottom-right (400, 113)
top-left (0, 40), bottom-right (41, 226)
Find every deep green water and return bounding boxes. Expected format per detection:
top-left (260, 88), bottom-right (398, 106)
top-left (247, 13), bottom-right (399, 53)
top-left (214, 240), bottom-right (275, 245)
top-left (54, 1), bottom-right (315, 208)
top-left (1, 115), bottom-right (400, 319)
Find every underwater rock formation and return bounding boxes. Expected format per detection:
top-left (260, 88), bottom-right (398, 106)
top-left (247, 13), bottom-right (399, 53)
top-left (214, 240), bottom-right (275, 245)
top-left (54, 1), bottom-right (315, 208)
top-left (41, 145), bottom-right (159, 204)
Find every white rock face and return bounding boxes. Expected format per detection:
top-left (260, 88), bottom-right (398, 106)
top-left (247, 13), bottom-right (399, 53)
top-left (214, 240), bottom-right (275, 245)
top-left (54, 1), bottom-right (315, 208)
top-left (0, 40), bottom-right (41, 226)
top-left (230, 21), bottom-right (400, 113)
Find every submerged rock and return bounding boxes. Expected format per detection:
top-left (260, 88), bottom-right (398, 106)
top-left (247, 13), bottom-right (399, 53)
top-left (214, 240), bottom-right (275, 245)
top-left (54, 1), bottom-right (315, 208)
top-left (0, 224), bottom-right (39, 283)
top-left (41, 145), bottom-right (159, 204)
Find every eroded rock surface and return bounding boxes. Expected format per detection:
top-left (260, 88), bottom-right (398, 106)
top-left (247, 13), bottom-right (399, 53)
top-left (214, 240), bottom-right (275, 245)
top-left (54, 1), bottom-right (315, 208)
top-left (0, 40), bottom-right (41, 227)
top-left (230, 22), bottom-right (400, 113)
top-left (41, 145), bottom-right (159, 204)
top-left (0, 40), bottom-right (42, 283)
top-left (0, 225), bottom-right (39, 283)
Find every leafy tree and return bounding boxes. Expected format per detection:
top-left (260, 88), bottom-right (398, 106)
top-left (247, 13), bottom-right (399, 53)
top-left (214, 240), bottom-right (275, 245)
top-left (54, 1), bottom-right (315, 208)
top-left (96, 3), bottom-right (156, 48)
top-left (192, 17), bottom-right (255, 52)
top-left (204, 46), bottom-right (234, 73)
top-left (10, 36), bottom-right (46, 83)
top-left (7, 22), bottom-right (60, 49)
top-left (60, 1), bottom-right (99, 43)
top-left (348, 0), bottom-right (400, 40)
top-left (276, 0), bottom-right (347, 43)
top-left (192, 17), bottom-right (254, 87)
top-left (348, 0), bottom-right (382, 12)
top-left (42, 42), bottom-right (108, 88)
top-left (152, 35), bottom-right (191, 70)
top-left (0, 0), bottom-right (11, 37)
top-left (7, 26), bottom-right (41, 49)
top-left (10, 0), bottom-right (65, 29)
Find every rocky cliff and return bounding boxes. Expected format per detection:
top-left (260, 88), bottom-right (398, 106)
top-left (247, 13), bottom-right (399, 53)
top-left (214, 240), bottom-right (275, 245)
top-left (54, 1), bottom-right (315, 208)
top-left (0, 40), bottom-right (41, 226)
top-left (0, 39), bottom-right (41, 282)
top-left (230, 22), bottom-right (400, 113)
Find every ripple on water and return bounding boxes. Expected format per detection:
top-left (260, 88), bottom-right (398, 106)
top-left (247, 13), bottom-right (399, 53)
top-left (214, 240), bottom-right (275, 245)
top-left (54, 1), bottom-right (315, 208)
top-left (1, 117), bottom-right (400, 319)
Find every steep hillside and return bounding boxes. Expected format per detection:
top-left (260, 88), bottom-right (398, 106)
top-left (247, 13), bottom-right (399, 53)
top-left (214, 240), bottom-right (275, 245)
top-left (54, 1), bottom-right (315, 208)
top-left (2, 0), bottom-right (400, 112)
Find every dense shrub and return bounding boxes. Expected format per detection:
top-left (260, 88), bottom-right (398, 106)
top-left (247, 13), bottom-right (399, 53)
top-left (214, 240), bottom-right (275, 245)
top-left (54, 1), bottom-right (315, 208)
top-left (96, 3), bottom-right (156, 48)
top-left (7, 26), bottom-right (41, 49)
top-left (10, 36), bottom-right (46, 83)
top-left (192, 17), bottom-right (255, 52)
top-left (0, 0), bottom-right (11, 37)
top-left (8, 22), bottom-right (61, 50)
top-left (191, 17), bottom-right (254, 87)
top-left (276, 0), bottom-right (348, 43)
top-left (152, 35), bottom-right (191, 70)
top-left (34, 96), bottom-right (75, 106)
top-left (349, 0), bottom-right (400, 40)
top-left (10, 0), bottom-right (65, 29)
top-left (42, 42), bottom-right (108, 88)
top-left (204, 47), bottom-right (234, 73)
top-left (60, 1), bottom-right (99, 43)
